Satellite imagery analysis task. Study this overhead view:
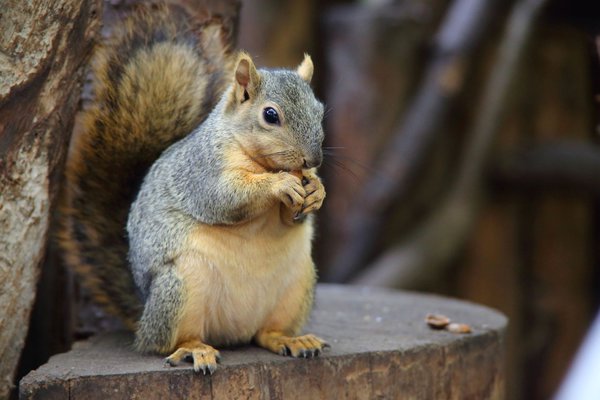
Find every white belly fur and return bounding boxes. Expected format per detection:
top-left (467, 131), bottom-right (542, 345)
top-left (174, 205), bottom-right (314, 347)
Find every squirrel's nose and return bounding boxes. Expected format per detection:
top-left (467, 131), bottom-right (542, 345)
top-left (303, 154), bottom-right (322, 169)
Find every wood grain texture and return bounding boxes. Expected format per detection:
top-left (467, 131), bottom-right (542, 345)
top-left (20, 285), bottom-right (507, 399)
top-left (0, 1), bottom-right (101, 397)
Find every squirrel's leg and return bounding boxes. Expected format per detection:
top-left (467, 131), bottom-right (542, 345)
top-left (134, 267), bottom-right (184, 354)
top-left (134, 266), bottom-right (220, 374)
top-left (254, 263), bottom-right (329, 357)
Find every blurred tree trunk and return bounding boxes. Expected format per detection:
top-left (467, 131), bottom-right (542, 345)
top-left (319, 0), bottom-right (451, 272)
top-left (238, 0), bottom-right (316, 68)
top-left (455, 25), bottom-right (595, 400)
top-left (0, 0), bottom-right (101, 397)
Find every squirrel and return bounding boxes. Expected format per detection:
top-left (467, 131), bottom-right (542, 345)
top-left (58, 4), bottom-right (328, 374)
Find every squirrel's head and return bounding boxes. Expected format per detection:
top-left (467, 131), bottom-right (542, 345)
top-left (225, 52), bottom-right (325, 172)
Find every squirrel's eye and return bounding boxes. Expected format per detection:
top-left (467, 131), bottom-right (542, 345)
top-left (263, 107), bottom-right (280, 125)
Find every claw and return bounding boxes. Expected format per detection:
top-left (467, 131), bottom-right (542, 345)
top-left (165, 357), bottom-right (177, 367)
top-left (293, 212), bottom-right (307, 222)
top-left (193, 362), bottom-right (213, 375)
top-left (283, 346), bottom-right (291, 356)
top-left (208, 363), bottom-right (217, 375)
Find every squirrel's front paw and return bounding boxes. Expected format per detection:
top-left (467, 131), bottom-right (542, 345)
top-left (273, 172), bottom-right (306, 213)
top-left (294, 172), bottom-right (326, 221)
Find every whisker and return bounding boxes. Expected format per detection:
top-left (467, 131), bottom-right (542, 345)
top-left (324, 158), bottom-right (361, 183)
top-left (322, 103), bottom-right (334, 121)
top-left (321, 147), bottom-right (388, 179)
top-left (325, 153), bottom-right (382, 176)
top-left (324, 160), bottom-right (342, 178)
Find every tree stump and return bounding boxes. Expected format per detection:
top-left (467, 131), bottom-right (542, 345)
top-left (20, 284), bottom-right (507, 399)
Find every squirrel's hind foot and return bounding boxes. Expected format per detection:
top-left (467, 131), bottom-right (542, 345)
top-left (165, 340), bottom-right (221, 375)
top-left (257, 332), bottom-right (330, 358)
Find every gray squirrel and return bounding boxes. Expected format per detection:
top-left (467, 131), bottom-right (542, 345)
top-left (59, 5), bottom-right (328, 374)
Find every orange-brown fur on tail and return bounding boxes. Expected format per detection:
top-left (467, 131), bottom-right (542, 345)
top-left (58, 5), bottom-right (235, 329)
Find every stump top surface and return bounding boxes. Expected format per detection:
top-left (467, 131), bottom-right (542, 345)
top-left (21, 284), bottom-right (507, 399)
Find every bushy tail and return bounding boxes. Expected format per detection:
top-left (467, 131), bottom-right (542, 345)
top-left (58, 4), bottom-right (234, 329)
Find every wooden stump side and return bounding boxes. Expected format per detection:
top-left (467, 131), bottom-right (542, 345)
top-left (20, 285), bottom-right (507, 399)
top-left (0, 1), bottom-right (101, 397)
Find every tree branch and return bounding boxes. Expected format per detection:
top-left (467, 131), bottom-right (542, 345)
top-left (493, 141), bottom-right (600, 195)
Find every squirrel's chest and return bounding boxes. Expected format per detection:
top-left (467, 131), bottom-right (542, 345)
top-left (175, 206), bottom-right (314, 345)
top-left (187, 205), bottom-right (312, 268)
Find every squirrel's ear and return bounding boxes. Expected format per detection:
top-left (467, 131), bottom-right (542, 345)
top-left (233, 52), bottom-right (260, 103)
top-left (296, 53), bottom-right (313, 84)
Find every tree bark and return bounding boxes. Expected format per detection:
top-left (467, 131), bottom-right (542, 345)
top-left (0, 1), bottom-right (101, 397)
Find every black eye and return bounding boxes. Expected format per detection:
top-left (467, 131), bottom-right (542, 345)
top-left (263, 107), bottom-right (280, 125)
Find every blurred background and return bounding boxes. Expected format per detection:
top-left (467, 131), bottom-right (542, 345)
top-left (13, 0), bottom-right (600, 399)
